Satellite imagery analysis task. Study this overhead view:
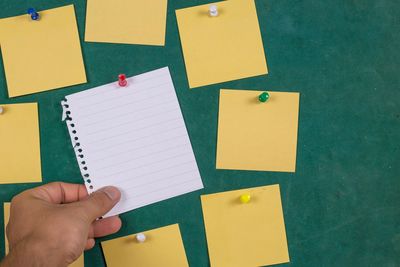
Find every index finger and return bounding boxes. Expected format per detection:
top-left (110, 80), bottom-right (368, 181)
top-left (28, 182), bottom-right (89, 204)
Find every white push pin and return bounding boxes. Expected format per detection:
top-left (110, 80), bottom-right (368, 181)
top-left (136, 233), bottom-right (146, 243)
top-left (0, 106), bottom-right (3, 114)
top-left (209, 5), bottom-right (218, 17)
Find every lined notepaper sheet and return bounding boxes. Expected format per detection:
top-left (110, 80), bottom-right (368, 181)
top-left (62, 67), bottom-right (203, 217)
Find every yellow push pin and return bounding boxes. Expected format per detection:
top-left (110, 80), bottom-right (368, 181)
top-left (240, 193), bottom-right (251, 204)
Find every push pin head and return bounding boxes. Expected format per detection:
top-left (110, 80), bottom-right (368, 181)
top-left (136, 233), bottom-right (146, 243)
top-left (240, 194), bottom-right (251, 204)
top-left (209, 5), bottom-right (218, 17)
top-left (258, 92), bottom-right (270, 103)
top-left (27, 8), bottom-right (40, 21)
top-left (118, 74), bottom-right (127, 87)
top-left (0, 106), bottom-right (3, 115)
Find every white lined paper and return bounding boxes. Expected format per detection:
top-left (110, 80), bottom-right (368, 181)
top-left (62, 67), bottom-right (203, 217)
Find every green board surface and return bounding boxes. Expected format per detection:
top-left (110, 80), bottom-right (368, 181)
top-left (0, 0), bottom-right (399, 266)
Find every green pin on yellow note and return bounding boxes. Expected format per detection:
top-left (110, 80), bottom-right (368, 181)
top-left (258, 91), bottom-right (270, 103)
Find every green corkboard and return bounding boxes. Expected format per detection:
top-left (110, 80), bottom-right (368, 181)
top-left (0, 0), bottom-right (399, 266)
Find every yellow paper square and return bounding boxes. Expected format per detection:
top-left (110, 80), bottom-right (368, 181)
top-left (201, 184), bottom-right (290, 267)
top-left (85, 0), bottom-right (168, 45)
top-left (69, 254), bottom-right (84, 267)
top-left (3, 203), bottom-right (84, 266)
top-left (0, 103), bottom-right (42, 183)
top-left (0, 5), bottom-right (86, 97)
top-left (176, 0), bottom-right (268, 88)
top-left (102, 224), bottom-right (188, 267)
top-left (3, 203), bottom-right (10, 255)
top-left (216, 89), bottom-right (300, 172)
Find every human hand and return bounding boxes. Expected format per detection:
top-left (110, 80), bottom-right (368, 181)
top-left (1, 182), bottom-right (121, 267)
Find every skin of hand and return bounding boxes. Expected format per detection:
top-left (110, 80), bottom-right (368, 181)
top-left (0, 182), bottom-right (122, 267)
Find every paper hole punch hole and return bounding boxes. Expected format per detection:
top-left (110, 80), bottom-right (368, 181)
top-left (62, 99), bottom-right (93, 192)
top-left (27, 8), bottom-right (40, 21)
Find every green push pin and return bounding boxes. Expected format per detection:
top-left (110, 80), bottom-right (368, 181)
top-left (258, 92), bottom-right (270, 103)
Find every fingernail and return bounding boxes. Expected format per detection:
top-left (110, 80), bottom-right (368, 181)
top-left (100, 186), bottom-right (120, 201)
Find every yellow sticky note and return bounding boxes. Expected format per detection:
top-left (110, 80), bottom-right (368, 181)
top-left (69, 254), bottom-right (84, 267)
top-left (102, 224), bottom-right (189, 267)
top-left (3, 203), bottom-right (84, 266)
top-left (176, 0), bottom-right (268, 88)
top-left (0, 5), bottom-right (86, 97)
top-left (85, 0), bottom-right (168, 45)
top-left (216, 89), bottom-right (300, 172)
top-left (0, 103), bottom-right (42, 183)
top-left (201, 184), bottom-right (290, 267)
top-left (3, 203), bottom-right (10, 255)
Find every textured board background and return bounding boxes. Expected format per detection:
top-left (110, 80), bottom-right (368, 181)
top-left (0, 0), bottom-right (399, 266)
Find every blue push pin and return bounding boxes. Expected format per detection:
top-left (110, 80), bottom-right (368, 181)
top-left (27, 8), bottom-right (40, 21)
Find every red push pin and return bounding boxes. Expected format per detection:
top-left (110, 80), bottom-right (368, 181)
top-left (118, 74), bottom-right (127, 87)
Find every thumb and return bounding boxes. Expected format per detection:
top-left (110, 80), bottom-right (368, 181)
top-left (80, 186), bottom-right (121, 221)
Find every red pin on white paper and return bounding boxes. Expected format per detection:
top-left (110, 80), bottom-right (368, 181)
top-left (118, 74), bottom-right (128, 87)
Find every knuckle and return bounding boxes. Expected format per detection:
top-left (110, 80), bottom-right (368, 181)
top-left (63, 244), bottom-right (82, 264)
top-left (10, 194), bottom-right (23, 205)
top-left (92, 192), bottom-right (110, 209)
